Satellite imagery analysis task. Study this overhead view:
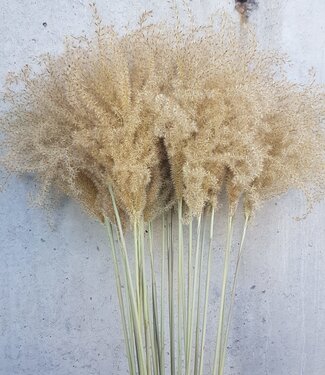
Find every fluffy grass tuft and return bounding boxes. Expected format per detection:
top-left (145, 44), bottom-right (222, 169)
top-left (1, 3), bottom-right (324, 374)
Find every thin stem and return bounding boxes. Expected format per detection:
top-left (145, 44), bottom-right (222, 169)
top-left (108, 185), bottom-right (147, 375)
top-left (185, 218), bottom-right (193, 372)
top-left (213, 213), bottom-right (234, 375)
top-left (139, 218), bottom-right (152, 374)
top-left (194, 210), bottom-right (207, 374)
top-left (167, 209), bottom-right (176, 375)
top-left (105, 219), bottom-right (136, 375)
top-left (148, 221), bottom-right (161, 374)
top-left (128, 302), bottom-right (137, 373)
top-left (134, 220), bottom-right (140, 313)
top-left (198, 207), bottom-right (215, 375)
top-left (186, 214), bottom-right (202, 375)
top-left (133, 219), bottom-right (143, 373)
top-left (219, 213), bottom-right (249, 375)
top-left (160, 214), bottom-right (166, 375)
top-left (178, 199), bottom-right (185, 374)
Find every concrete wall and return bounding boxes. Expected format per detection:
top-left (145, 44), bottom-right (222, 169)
top-left (0, 1), bottom-right (324, 374)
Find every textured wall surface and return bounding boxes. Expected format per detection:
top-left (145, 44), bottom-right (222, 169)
top-left (0, 1), bottom-right (324, 374)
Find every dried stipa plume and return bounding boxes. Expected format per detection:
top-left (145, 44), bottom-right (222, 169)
top-left (1, 4), bottom-right (325, 375)
top-left (2, 6), bottom-right (323, 223)
top-left (153, 14), bottom-right (325, 218)
top-left (244, 81), bottom-right (325, 217)
top-left (0, 7), bottom-right (179, 225)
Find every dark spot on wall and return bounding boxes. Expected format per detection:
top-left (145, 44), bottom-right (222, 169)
top-left (235, 0), bottom-right (258, 18)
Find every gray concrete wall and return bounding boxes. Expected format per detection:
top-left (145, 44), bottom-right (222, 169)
top-left (0, 1), bottom-right (324, 374)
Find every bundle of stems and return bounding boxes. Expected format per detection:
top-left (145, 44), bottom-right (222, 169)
top-left (105, 190), bottom-right (250, 375)
top-left (1, 2), bottom-right (324, 374)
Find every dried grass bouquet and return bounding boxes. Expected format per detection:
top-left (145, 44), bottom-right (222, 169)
top-left (1, 3), bottom-right (324, 375)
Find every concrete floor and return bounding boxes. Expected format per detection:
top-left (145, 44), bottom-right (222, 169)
top-left (0, 1), bottom-right (325, 374)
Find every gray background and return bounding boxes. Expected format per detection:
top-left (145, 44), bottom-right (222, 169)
top-left (0, 1), bottom-right (325, 374)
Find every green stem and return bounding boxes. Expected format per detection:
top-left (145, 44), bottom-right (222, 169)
top-left (148, 221), bottom-right (161, 374)
top-left (160, 214), bottom-right (166, 375)
top-left (194, 210), bottom-right (207, 374)
top-left (139, 218), bottom-right (152, 374)
top-left (219, 213), bottom-right (249, 375)
top-left (105, 219), bottom-right (136, 375)
top-left (134, 220), bottom-right (140, 313)
top-left (108, 185), bottom-right (147, 375)
top-left (167, 209), bottom-right (176, 375)
top-left (185, 218), bottom-right (193, 372)
top-left (133, 219), bottom-right (143, 372)
top-left (198, 207), bottom-right (215, 375)
top-left (213, 213), bottom-right (234, 375)
top-left (178, 199), bottom-right (185, 374)
top-left (186, 214), bottom-right (202, 375)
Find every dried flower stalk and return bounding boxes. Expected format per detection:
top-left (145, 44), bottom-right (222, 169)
top-left (1, 3), bottom-right (324, 375)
